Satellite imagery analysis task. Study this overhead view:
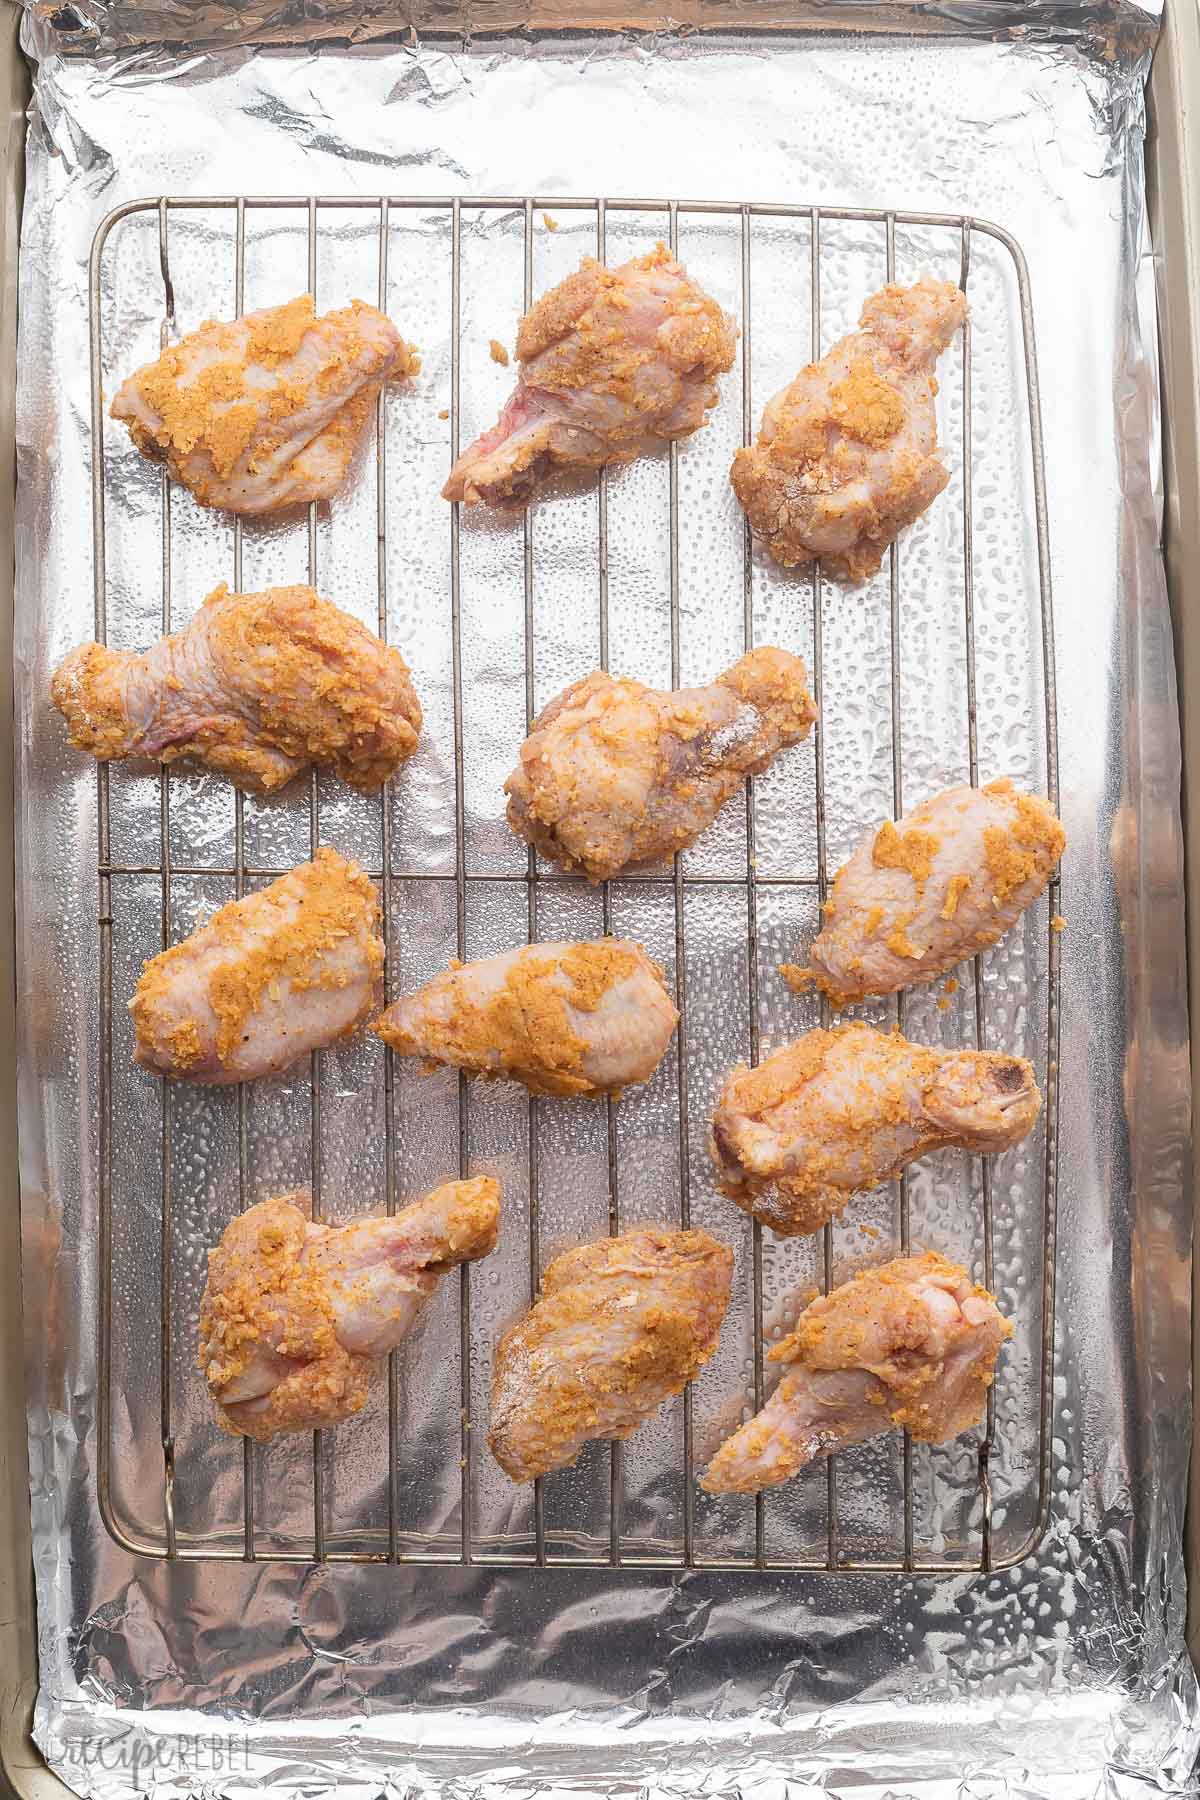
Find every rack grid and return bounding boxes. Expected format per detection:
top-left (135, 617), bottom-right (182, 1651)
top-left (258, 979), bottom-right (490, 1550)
top-left (88, 194), bottom-right (1060, 1573)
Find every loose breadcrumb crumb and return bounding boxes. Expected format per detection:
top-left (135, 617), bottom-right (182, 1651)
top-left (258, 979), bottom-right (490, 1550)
top-left (1051, 914), bottom-right (1067, 933)
top-left (543, 213), bottom-right (559, 231)
top-left (489, 339), bottom-right (510, 367)
top-left (438, 408), bottom-right (449, 420)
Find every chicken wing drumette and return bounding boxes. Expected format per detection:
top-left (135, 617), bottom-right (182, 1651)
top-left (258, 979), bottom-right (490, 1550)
top-left (374, 939), bottom-right (677, 1098)
top-left (791, 778), bottom-right (1065, 1005)
top-left (732, 279), bottom-right (967, 580)
top-left (444, 245), bottom-right (737, 508)
top-left (711, 1022), bottom-right (1040, 1236)
top-left (489, 1226), bottom-right (733, 1481)
top-left (111, 294), bottom-right (418, 514)
top-left (199, 1178), bottom-right (500, 1442)
top-left (506, 646), bottom-right (816, 881)
top-left (52, 583), bottom-right (421, 794)
top-left (702, 1252), bottom-right (1011, 1493)
top-left (130, 848), bottom-right (383, 1084)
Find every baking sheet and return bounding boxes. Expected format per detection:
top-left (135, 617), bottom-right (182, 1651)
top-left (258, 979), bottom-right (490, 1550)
top-left (13, 1), bottom-right (1199, 1793)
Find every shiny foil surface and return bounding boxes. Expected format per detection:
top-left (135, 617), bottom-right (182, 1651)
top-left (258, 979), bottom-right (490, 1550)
top-left (13, 1), bottom-right (1198, 1793)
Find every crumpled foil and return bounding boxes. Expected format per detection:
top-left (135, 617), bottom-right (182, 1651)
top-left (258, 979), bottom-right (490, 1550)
top-left (13, 0), bottom-right (1199, 1794)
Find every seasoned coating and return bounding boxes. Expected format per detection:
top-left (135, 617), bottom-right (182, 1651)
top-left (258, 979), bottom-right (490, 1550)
top-left (489, 1226), bottom-right (733, 1481)
top-left (130, 848), bottom-right (383, 1084)
top-left (710, 1022), bottom-right (1040, 1236)
top-left (792, 778), bottom-right (1065, 1005)
top-left (506, 646), bottom-right (816, 881)
top-left (701, 1252), bottom-right (1011, 1492)
top-left (52, 583), bottom-right (422, 795)
top-left (199, 1179), bottom-right (499, 1442)
top-left (374, 938), bottom-right (678, 1098)
top-left (444, 245), bottom-right (737, 508)
top-left (111, 294), bottom-right (418, 514)
top-left (732, 279), bottom-right (967, 581)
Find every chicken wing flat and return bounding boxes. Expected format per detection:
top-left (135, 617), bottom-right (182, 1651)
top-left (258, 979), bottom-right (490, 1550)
top-left (489, 1226), bottom-right (733, 1481)
top-left (732, 279), bottom-right (967, 580)
top-left (506, 646), bottom-right (816, 881)
top-left (444, 245), bottom-right (737, 509)
top-left (199, 1178), bottom-right (500, 1442)
top-left (710, 1022), bottom-right (1040, 1236)
top-left (794, 778), bottom-right (1065, 1005)
top-left (374, 938), bottom-right (677, 1098)
top-left (111, 294), bottom-right (418, 514)
top-left (130, 848), bottom-right (383, 1084)
top-left (701, 1252), bottom-right (1011, 1493)
top-left (52, 583), bottom-right (421, 794)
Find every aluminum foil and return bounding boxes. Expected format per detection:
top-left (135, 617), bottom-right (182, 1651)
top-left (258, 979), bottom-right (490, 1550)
top-left (13, 1), bottom-right (1199, 1794)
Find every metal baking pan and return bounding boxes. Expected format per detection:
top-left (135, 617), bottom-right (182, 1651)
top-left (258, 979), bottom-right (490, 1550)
top-left (1, 0), bottom-right (1198, 1788)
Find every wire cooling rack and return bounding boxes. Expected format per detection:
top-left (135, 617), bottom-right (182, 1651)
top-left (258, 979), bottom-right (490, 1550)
top-left (87, 194), bottom-right (1059, 1572)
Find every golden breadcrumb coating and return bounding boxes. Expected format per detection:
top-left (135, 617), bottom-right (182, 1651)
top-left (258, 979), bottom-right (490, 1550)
top-left (710, 1022), bottom-right (1041, 1235)
top-left (51, 583), bottom-right (421, 794)
top-left (375, 938), bottom-right (678, 1098)
top-left (130, 848), bottom-right (383, 1083)
top-left (444, 245), bottom-right (737, 509)
top-left (111, 294), bottom-right (418, 515)
top-left (701, 1251), bottom-right (1012, 1493)
top-left (489, 1226), bottom-right (733, 1481)
top-left (732, 278), bottom-right (967, 581)
top-left (506, 647), bottom-right (815, 881)
top-left (200, 1179), bottom-right (500, 1441)
top-left (790, 778), bottom-right (1065, 1005)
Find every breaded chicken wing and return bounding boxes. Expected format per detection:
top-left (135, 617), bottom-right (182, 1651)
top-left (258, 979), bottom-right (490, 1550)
top-left (52, 583), bottom-right (421, 794)
top-left (710, 1023), bottom-right (1040, 1236)
top-left (444, 245), bottom-right (737, 508)
top-left (702, 1252), bottom-right (1011, 1492)
top-left (791, 778), bottom-right (1065, 1005)
top-left (374, 939), bottom-right (677, 1098)
top-left (111, 294), bottom-right (418, 514)
top-left (130, 848), bottom-right (383, 1084)
top-left (199, 1178), bottom-right (500, 1442)
top-left (506, 646), bottom-right (816, 881)
top-left (732, 279), bottom-right (967, 580)
top-left (489, 1226), bottom-right (733, 1481)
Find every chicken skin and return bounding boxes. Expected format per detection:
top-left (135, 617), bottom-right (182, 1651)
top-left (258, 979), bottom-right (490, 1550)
top-left (444, 245), bottom-right (737, 509)
top-left (792, 778), bottom-right (1065, 1005)
top-left (506, 646), bottom-right (816, 881)
top-left (489, 1226), bottom-right (733, 1481)
top-left (710, 1023), bottom-right (1040, 1236)
top-left (732, 279), bottom-right (967, 581)
top-left (52, 583), bottom-right (422, 795)
top-left (199, 1179), bottom-right (500, 1442)
top-left (111, 294), bottom-right (418, 515)
top-left (374, 939), bottom-right (677, 1098)
top-left (130, 848), bottom-right (383, 1084)
top-left (701, 1252), bottom-right (1011, 1493)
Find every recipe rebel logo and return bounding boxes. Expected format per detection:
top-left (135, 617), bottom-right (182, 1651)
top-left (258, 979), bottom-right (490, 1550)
top-left (48, 1727), bottom-right (253, 1794)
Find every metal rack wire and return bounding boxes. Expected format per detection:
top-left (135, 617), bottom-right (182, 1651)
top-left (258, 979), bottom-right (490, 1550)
top-left (88, 194), bottom-right (1060, 1573)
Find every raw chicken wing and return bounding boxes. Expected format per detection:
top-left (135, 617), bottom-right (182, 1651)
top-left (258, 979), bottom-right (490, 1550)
top-left (52, 583), bottom-right (422, 794)
top-left (374, 939), bottom-right (677, 1097)
top-left (489, 1226), bottom-right (733, 1481)
top-left (702, 1252), bottom-right (1011, 1492)
top-left (711, 1022), bottom-right (1040, 1236)
top-left (506, 646), bottom-right (816, 881)
top-left (732, 279), bottom-right (967, 580)
top-left (130, 848), bottom-right (383, 1084)
top-left (444, 246), bottom-right (736, 508)
top-left (111, 294), bottom-right (418, 514)
top-left (793, 778), bottom-right (1065, 1004)
top-left (199, 1178), bottom-right (500, 1441)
